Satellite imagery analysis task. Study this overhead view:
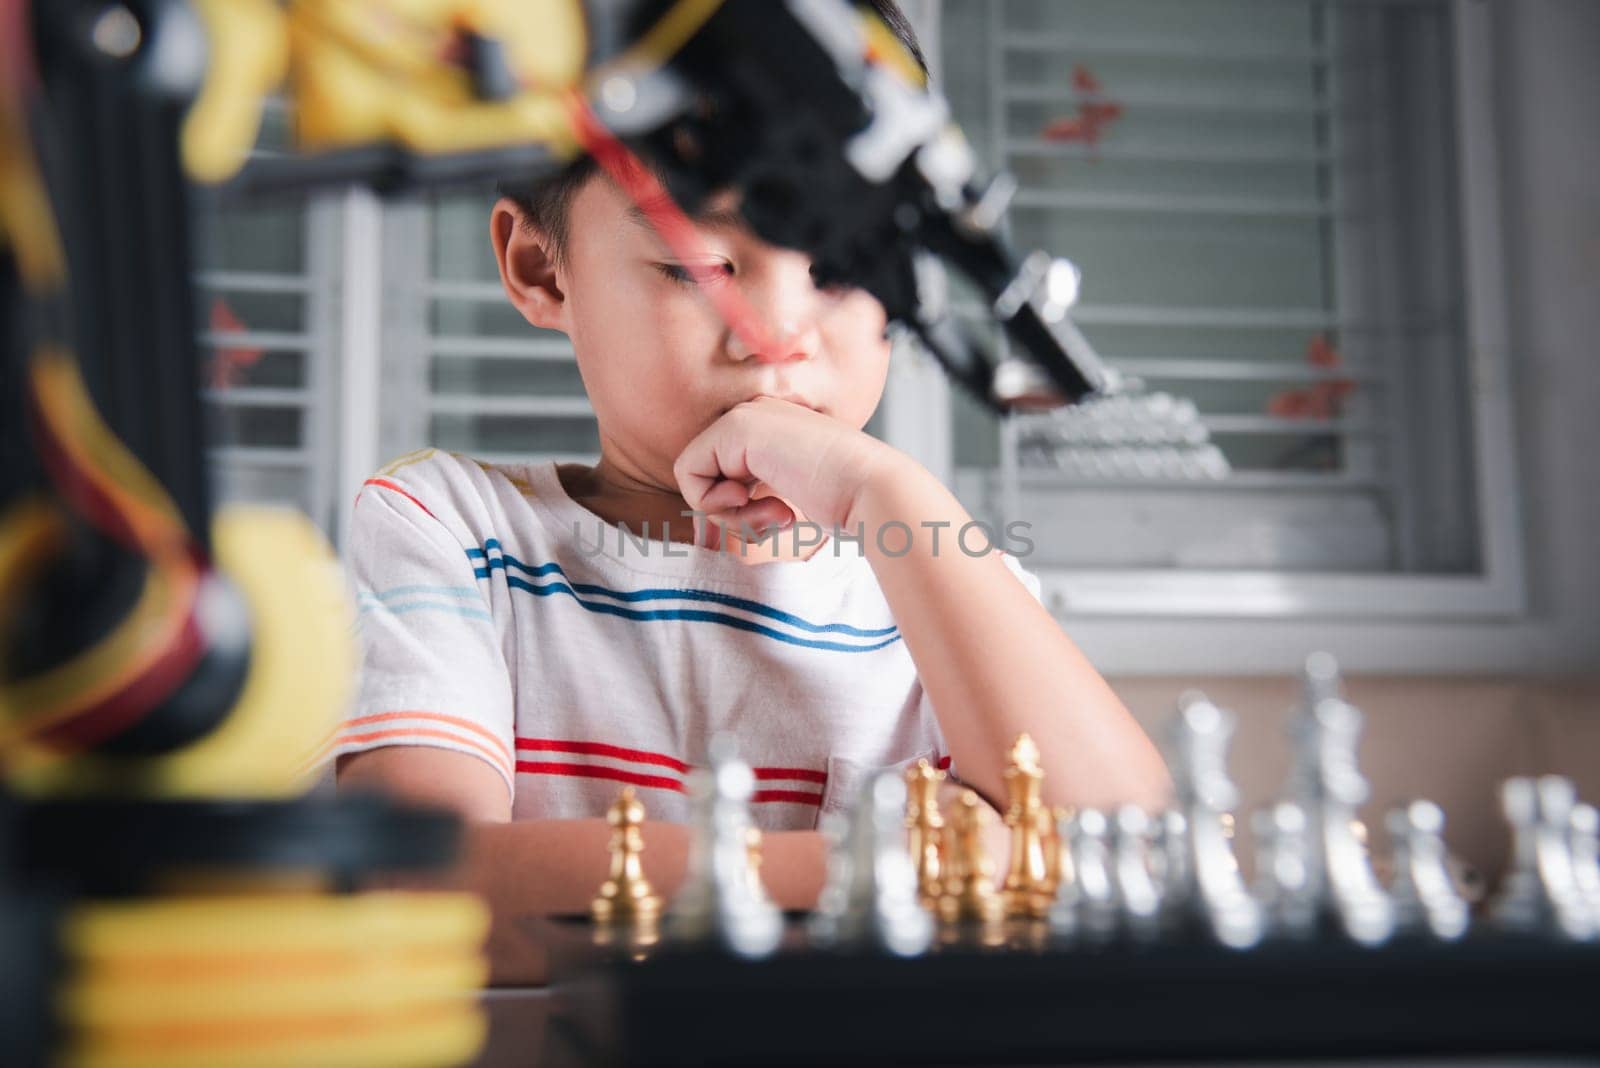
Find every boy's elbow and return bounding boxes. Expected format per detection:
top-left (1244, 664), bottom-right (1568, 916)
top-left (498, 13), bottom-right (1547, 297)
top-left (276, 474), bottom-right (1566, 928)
top-left (337, 746), bottom-right (513, 824)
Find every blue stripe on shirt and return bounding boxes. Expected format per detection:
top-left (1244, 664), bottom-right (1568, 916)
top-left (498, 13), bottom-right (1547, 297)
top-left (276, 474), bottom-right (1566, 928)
top-left (496, 574), bottom-right (900, 653)
top-left (465, 542), bottom-right (899, 641)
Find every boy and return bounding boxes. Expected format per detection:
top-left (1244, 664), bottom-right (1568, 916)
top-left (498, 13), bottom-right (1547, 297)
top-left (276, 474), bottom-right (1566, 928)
top-left (334, 1), bottom-right (1168, 980)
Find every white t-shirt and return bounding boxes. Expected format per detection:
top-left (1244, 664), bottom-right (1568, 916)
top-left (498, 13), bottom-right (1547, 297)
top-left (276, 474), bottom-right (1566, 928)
top-left (321, 449), bottom-right (1042, 830)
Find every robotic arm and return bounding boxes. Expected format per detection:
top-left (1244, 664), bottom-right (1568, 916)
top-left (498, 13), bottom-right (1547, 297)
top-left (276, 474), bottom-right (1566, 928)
top-left (1, 0), bottom-right (1111, 786)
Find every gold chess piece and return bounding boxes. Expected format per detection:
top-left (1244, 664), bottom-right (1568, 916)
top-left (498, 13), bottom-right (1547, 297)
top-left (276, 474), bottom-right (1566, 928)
top-left (905, 758), bottom-right (946, 908)
top-left (1001, 733), bottom-right (1051, 918)
top-left (937, 789), bottom-right (1004, 926)
top-left (591, 787), bottom-right (662, 926)
top-left (1035, 804), bottom-right (1060, 899)
top-left (745, 825), bottom-right (771, 903)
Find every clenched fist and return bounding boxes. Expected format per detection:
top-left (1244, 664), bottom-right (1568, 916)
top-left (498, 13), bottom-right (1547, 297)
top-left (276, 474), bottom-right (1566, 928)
top-left (672, 396), bottom-right (900, 538)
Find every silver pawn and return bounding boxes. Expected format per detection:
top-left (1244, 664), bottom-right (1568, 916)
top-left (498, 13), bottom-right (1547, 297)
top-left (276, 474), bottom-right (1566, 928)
top-left (1253, 801), bottom-right (1318, 939)
top-left (1165, 693), bottom-right (1263, 949)
top-left (1048, 807), bottom-right (1118, 942)
top-left (1111, 805), bottom-right (1162, 941)
top-left (1386, 801), bottom-right (1470, 941)
top-left (810, 771), bottom-right (933, 957)
top-left (665, 740), bottom-right (783, 958)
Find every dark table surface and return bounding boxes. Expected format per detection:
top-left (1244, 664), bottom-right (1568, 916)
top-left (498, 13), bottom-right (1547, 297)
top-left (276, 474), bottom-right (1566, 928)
top-left (473, 917), bottom-right (1600, 1068)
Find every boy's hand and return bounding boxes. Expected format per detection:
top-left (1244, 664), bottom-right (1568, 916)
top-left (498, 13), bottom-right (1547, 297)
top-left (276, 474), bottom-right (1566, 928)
top-left (673, 396), bottom-right (900, 535)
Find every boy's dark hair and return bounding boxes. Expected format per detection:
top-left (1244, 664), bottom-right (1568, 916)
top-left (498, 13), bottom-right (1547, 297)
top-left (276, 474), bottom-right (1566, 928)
top-left (498, 0), bottom-right (928, 263)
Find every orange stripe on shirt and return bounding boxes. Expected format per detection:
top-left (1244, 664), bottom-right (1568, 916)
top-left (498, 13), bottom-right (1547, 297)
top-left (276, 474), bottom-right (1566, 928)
top-left (333, 726), bottom-right (514, 782)
top-left (345, 710), bottom-right (513, 767)
top-left (360, 477), bottom-right (437, 520)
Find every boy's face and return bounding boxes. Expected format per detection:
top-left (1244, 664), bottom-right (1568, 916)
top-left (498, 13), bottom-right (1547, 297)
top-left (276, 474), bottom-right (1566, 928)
top-left (513, 176), bottom-right (893, 487)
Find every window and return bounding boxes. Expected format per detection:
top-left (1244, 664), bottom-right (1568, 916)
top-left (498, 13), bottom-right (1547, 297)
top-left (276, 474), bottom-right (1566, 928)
top-left (195, 100), bottom-right (342, 532)
top-left (927, 0), bottom-right (1521, 618)
top-left (373, 192), bottom-right (599, 474)
top-left (195, 0), bottom-right (1521, 640)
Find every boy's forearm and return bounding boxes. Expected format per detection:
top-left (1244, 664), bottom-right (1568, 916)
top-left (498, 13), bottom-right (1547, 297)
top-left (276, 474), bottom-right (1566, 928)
top-left (398, 818), bottom-right (829, 985)
top-left (847, 455), bottom-right (1171, 813)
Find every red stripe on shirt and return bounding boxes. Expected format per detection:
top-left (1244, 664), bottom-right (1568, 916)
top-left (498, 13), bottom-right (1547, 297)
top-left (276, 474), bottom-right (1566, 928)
top-left (936, 755), bottom-right (952, 770)
top-left (515, 738), bottom-right (691, 775)
top-left (749, 789), bottom-right (824, 806)
top-left (514, 739), bottom-right (829, 796)
top-left (515, 761), bottom-right (686, 793)
top-left (515, 761), bottom-right (825, 805)
top-left (361, 478), bottom-right (436, 520)
top-left (752, 767), bottom-right (828, 785)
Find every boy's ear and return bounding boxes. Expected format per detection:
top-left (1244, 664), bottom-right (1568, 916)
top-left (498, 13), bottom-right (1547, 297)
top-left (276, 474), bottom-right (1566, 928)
top-left (490, 197), bottom-right (567, 332)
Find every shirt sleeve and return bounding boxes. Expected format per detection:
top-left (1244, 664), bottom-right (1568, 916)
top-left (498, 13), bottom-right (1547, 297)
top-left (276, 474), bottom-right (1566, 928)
top-left (997, 547), bottom-right (1045, 604)
top-left (321, 476), bottom-right (516, 801)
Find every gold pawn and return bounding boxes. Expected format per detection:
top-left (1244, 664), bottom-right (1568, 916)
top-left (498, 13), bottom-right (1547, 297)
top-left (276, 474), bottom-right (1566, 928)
top-left (937, 789), bottom-right (1004, 925)
top-left (905, 758), bottom-right (946, 908)
top-left (745, 825), bottom-right (771, 903)
top-left (591, 787), bottom-right (662, 925)
top-left (1001, 733), bottom-right (1051, 919)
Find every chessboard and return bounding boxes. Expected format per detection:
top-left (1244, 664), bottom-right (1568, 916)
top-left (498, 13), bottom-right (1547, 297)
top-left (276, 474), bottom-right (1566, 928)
top-left (528, 920), bottom-right (1600, 1067)
top-left (507, 654), bottom-right (1600, 1066)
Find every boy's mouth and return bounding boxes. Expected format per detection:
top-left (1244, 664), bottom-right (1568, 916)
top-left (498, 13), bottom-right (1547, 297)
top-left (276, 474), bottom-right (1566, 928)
top-left (727, 393), bottom-right (825, 415)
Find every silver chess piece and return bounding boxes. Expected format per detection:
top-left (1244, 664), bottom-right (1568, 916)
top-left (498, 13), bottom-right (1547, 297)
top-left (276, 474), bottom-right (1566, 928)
top-left (1569, 802), bottom-right (1600, 926)
top-left (1048, 807), bottom-right (1118, 941)
top-left (1253, 801), bottom-right (1318, 939)
top-left (810, 771), bottom-right (933, 957)
top-left (1491, 776), bottom-right (1595, 940)
top-left (1111, 805), bottom-right (1163, 941)
top-left (665, 738), bottom-right (784, 958)
top-left (1151, 808), bottom-right (1191, 934)
top-left (1386, 801), bottom-right (1470, 941)
top-left (1165, 693), bottom-right (1263, 949)
top-left (1270, 654), bottom-right (1395, 946)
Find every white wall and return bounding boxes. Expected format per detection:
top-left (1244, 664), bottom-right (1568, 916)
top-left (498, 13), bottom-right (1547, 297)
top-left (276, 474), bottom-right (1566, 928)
top-left (1492, 0), bottom-right (1600, 675)
top-left (1061, 0), bottom-right (1600, 677)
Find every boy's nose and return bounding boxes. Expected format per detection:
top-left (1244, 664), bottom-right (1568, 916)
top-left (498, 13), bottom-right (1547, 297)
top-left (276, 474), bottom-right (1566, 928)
top-left (723, 256), bottom-right (825, 365)
top-left (725, 319), bottom-right (820, 365)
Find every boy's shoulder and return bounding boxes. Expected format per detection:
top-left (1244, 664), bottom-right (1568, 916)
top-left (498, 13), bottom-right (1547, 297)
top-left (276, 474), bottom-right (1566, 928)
top-left (357, 448), bottom-right (549, 539)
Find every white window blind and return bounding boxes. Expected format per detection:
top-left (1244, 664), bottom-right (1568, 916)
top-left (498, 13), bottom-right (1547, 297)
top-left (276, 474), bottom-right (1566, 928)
top-left (939, 0), bottom-right (1487, 578)
top-left (195, 99), bottom-right (341, 532)
top-left (376, 192), bottom-right (599, 469)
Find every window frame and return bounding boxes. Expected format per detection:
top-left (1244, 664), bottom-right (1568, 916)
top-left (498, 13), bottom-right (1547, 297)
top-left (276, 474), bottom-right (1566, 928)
top-left (908, 0), bottom-right (1524, 631)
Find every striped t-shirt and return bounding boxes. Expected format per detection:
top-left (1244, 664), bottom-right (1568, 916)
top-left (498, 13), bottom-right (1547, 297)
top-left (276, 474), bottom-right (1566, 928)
top-left (325, 449), bottom-right (1042, 830)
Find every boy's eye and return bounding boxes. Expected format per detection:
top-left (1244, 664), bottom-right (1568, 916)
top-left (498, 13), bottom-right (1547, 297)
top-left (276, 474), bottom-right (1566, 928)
top-left (654, 262), bottom-right (734, 286)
